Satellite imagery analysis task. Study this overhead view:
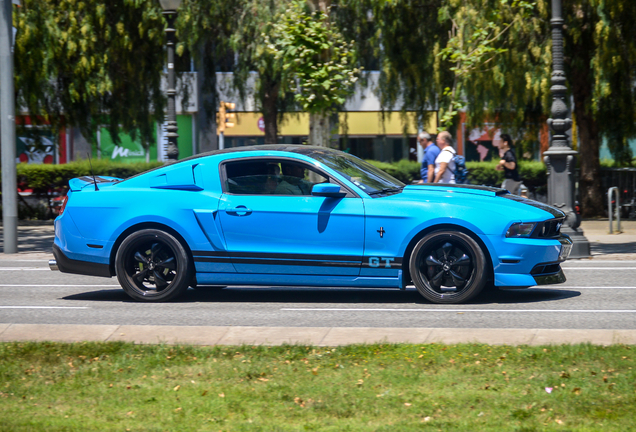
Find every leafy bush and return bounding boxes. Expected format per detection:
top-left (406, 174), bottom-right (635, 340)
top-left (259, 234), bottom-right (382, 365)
top-left (368, 159), bottom-right (547, 194)
top-left (0, 160), bottom-right (162, 220)
top-left (14, 160), bottom-right (163, 193)
top-left (367, 159), bottom-right (421, 183)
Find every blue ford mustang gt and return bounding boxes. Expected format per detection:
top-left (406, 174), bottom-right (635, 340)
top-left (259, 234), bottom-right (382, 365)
top-left (50, 145), bottom-right (572, 304)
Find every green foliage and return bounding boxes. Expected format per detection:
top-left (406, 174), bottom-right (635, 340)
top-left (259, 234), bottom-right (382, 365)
top-left (467, 160), bottom-right (546, 194)
top-left (178, 0), bottom-right (296, 142)
top-left (592, 0), bottom-right (636, 166)
top-left (436, 0), bottom-right (536, 131)
top-left (436, 0), bottom-right (548, 133)
top-left (14, 161), bottom-right (162, 193)
top-left (267, 1), bottom-right (361, 114)
top-left (366, 159), bottom-right (421, 184)
top-left (465, 160), bottom-right (503, 186)
top-left (14, 0), bottom-right (166, 151)
top-left (335, 0), bottom-right (448, 131)
top-left (367, 159), bottom-right (547, 194)
top-left (178, 0), bottom-right (247, 116)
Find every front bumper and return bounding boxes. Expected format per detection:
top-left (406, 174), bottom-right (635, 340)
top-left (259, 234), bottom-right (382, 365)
top-left (492, 234), bottom-right (571, 287)
top-left (533, 269), bottom-right (566, 285)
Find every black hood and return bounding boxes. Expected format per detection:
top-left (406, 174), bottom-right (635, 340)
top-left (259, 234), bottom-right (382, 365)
top-left (503, 194), bottom-right (566, 219)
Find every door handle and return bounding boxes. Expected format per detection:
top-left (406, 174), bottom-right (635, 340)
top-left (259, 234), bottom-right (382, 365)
top-left (226, 206), bottom-right (252, 216)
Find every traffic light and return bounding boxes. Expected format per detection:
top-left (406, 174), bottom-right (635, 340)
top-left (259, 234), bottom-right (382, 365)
top-left (217, 101), bottom-right (236, 134)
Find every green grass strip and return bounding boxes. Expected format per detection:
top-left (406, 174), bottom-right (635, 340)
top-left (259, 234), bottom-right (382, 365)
top-left (1, 342), bottom-right (635, 431)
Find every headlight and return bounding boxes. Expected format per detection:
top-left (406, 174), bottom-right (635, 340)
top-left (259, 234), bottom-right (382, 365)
top-left (506, 222), bottom-right (537, 238)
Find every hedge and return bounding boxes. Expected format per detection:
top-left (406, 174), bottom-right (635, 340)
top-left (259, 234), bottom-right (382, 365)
top-left (13, 160), bottom-right (163, 193)
top-left (7, 158), bottom-right (548, 194)
top-left (368, 159), bottom-right (547, 196)
top-left (2, 158), bottom-right (548, 220)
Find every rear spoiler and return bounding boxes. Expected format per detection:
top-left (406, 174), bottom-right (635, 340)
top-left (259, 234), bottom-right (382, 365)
top-left (69, 176), bottom-right (122, 192)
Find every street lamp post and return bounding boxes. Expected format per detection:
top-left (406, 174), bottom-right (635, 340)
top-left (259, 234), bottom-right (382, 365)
top-left (1, 0), bottom-right (17, 254)
top-left (543, 0), bottom-right (590, 258)
top-left (159, 0), bottom-right (182, 163)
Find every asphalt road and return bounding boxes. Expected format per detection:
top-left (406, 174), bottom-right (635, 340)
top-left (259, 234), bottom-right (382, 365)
top-left (1, 256), bottom-right (636, 330)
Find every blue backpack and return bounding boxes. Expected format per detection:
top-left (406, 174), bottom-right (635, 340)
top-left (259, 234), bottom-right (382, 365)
top-left (451, 154), bottom-right (469, 184)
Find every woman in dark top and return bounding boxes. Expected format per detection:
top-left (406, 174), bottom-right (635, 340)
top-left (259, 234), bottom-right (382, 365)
top-left (495, 133), bottom-right (521, 194)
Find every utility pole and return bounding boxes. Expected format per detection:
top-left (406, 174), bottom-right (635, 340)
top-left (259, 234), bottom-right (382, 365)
top-left (543, 0), bottom-right (590, 258)
top-left (1, 0), bottom-right (17, 254)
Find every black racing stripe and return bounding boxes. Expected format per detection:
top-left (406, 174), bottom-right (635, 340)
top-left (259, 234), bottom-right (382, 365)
top-left (192, 250), bottom-right (360, 261)
top-left (192, 251), bottom-right (402, 269)
top-left (194, 257), bottom-right (233, 263)
top-left (192, 251), bottom-right (230, 257)
top-left (195, 257), bottom-right (361, 267)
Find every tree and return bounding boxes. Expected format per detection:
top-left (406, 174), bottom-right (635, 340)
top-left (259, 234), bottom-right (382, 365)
top-left (179, 0), bottom-right (297, 145)
top-left (267, 0), bottom-right (360, 146)
top-left (177, 0), bottom-right (243, 150)
top-left (231, 0), bottom-right (296, 144)
top-left (435, 0), bottom-right (636, 217)
top-left (436, 1), bottom-right (536, 131)
top-left (571, 0), bottom-right (636, 216)
top-left (14, 0), bottom-right (166, 155)
top-left (334, 0), bottom-right (451, 133)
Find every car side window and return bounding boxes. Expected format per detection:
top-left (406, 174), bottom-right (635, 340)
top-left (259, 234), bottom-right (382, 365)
top-left (224, 159), bottom-right (328, 196)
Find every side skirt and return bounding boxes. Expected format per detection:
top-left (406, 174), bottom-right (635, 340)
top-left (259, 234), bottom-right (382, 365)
top-left (195, 272), bottom-right (402, 289)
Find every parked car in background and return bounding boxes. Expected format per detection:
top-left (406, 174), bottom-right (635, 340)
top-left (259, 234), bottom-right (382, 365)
top-left (50, 145), bottom-right (571, 304)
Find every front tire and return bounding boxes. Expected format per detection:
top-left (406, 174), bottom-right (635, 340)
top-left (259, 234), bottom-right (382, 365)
top-left (409, 230), bottom-right (487, 304)
top-left (115, 229), bottom-right (192, 302)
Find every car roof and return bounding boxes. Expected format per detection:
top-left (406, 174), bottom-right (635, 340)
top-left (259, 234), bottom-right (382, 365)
top-left (178, 145), bottom-right (343, 164)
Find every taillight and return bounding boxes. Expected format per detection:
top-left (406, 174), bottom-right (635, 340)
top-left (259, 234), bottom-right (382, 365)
top-left (59, 195), bottom-right (69, 215)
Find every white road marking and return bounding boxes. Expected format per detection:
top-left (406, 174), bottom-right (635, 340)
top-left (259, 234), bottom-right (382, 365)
top-left (281, 308), bottom-right (636, 313)
top-left (0, 284), bottom-right (120, 287)
top-left (0, 306), bottom-right (89, 309)
top-left (0, 268), bottom-right (51, 271)
top-left (571, 260), bottom-right (636, 263)
top-left (0, 260), bottom-right (50, 262)
top-left (560, 286), bottom-right (636, 289)
top-left (562, 267), bottom-right (636, 270)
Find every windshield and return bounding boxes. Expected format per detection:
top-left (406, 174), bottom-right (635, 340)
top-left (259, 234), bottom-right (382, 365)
top-left (309, 151), bottom-right (405, 196)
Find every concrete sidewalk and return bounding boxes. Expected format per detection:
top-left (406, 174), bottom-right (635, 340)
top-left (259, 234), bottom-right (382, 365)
top-left (1, 219), bottom-right (635, 346)
top-left (1, 324), bottom-right (635, 346)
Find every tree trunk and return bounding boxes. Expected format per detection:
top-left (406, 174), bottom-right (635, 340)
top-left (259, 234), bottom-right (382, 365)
top-left (568, 41), bottom-right (604, 217)
top-left (196, 42), bottom-right (218, 153)
top-left (573, 98), bottom-right (603, 217)
top-left (309, 112), bottom-right (331, 147)
top-left (261, 77), bottom-right (279, 144)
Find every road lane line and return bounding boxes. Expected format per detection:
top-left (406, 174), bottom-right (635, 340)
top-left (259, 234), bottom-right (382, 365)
top-left (0, 306), bottom-right (89, 309)
top-left (281, 308), bottom-right (636, 313)
top-left (0, 284), bottom-right (120, 287)
top-left (559, 286), bottom-right (636, 289)
top-left (0, 268), bottom-right (50, 271)
top-left (562, 267), bottom-right (636, 270)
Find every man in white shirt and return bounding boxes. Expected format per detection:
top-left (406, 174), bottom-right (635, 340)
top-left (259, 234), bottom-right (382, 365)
top-left (433, 131), bottom-right (456, 184)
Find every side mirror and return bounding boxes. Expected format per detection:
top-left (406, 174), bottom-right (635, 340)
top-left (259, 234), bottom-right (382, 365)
top-left (311, 183), bottom-right (346, 198)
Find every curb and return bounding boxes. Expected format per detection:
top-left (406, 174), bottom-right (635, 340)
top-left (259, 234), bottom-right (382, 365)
top-left (1, 324), bottom-right (635, 346)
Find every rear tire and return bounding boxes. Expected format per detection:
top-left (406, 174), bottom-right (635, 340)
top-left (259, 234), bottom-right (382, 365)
top-left (409, 230), bottom-right (487, 304)
top-left (115, 229), bottom-right (192, 302)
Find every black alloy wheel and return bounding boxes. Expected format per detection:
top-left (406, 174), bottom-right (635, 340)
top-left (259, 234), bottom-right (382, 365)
top-left (115, 229), bottom-right (192, 302)
top-left (409, 230), bottom-right (487, 304)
